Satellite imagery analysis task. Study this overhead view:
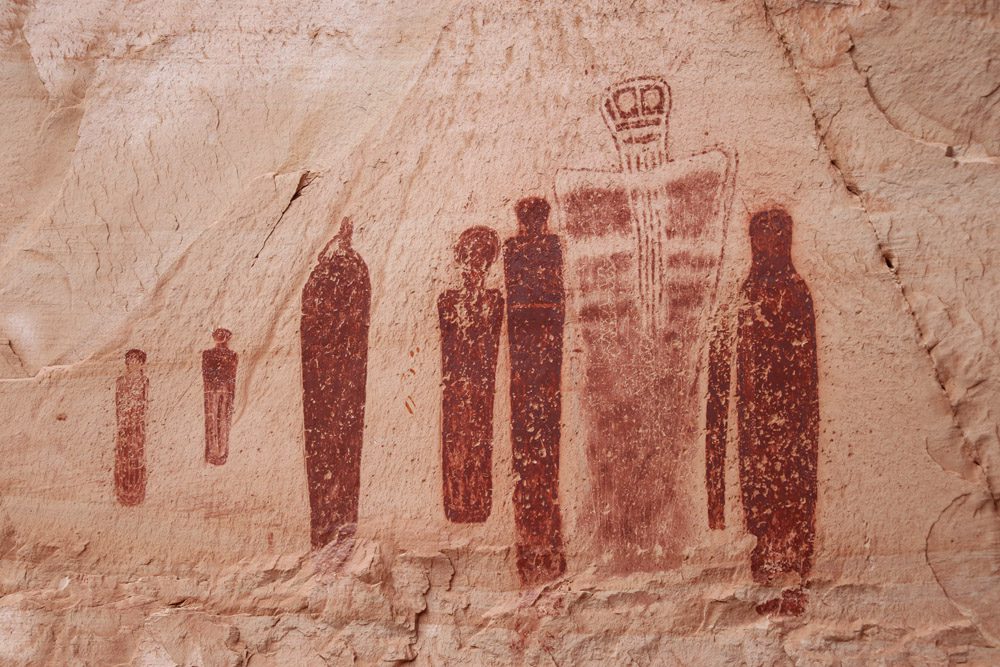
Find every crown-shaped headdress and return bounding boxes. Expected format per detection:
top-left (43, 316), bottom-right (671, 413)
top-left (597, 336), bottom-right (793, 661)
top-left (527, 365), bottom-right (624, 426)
top-left (601, 76), bottom-right (671, 170)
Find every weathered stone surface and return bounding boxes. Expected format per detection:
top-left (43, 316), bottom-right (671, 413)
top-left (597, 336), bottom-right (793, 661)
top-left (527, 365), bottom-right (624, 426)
top-left (1, 0), bottom-right (998, 663)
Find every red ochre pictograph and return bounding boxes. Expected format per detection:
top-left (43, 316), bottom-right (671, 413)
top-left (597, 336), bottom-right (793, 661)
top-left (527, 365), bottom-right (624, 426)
top-left (202, 328), bottom-right (237, 466)
top-left (301, 218), bottom-right (371, 549)
top-left (707, 207), bottom-right (819, 616)
top-left (115, 348), bottom-right (149, 506)
top-left (556, 76), bottom-right (735, 572)
top-left (438, 226), bottom-right (504, 523)
top-left (504, 197), bottom-right (567, 586)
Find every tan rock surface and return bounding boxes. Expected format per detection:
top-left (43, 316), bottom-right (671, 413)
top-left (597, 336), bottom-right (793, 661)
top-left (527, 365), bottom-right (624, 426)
top-left (0, 0), bottom-right (998, 664)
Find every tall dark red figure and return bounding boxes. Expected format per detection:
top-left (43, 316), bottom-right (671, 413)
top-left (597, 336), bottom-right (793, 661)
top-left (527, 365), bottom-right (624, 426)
top-left (301, 218), bottom-right (371, 549)
top-left (115, 348), bottom-right (148, 506)
top-left (706, 207), bottom-right (819, 615)
top-left (438, 226), bottom-right (503, 523)
top-left (202, 328), bottom-right (237, 465)
top-left (504, 197), bottom-right (566, 585)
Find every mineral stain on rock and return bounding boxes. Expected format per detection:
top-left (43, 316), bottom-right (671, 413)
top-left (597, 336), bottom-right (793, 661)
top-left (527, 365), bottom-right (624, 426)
top-left (301, 218), bottom-right (371, 549)
top-left (706, 207), bottom-right (819, 616)
top-left (438, 226), bottom-right (503, 523)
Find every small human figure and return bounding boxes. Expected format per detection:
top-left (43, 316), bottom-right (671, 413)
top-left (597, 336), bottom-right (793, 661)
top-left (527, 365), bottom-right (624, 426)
top-left (301, 218), bottom-right (371, 549)
top-left (504, 197), bottom-right (566, 585)
top-left (706, 207), bottom-right (819, 616)
top-left (115, 348), bottom-right (149, 506)
top-left (202, 328), bottom-right (238, 465)
top-left (438, 226), bottom-right (504, 523)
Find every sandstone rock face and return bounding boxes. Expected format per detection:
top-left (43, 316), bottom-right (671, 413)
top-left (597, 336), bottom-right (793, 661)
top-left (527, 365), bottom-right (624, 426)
top-left (1, 0), bottom-right (998, 664)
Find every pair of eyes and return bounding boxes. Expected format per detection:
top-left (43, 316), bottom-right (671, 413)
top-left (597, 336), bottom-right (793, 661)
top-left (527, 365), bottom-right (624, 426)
top-left (614, 86), bottom-right (664, 117)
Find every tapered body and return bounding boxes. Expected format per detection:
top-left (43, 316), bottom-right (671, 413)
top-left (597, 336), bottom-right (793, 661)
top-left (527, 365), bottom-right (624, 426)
top-left (301, 229), bottom-right (370, 549)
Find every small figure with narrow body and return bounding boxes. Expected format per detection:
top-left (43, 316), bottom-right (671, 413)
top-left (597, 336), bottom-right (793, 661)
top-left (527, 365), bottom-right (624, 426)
top-left (202, 328), bottom-right (237, 465)
top-left (115, 348), bottom-right (149, 506)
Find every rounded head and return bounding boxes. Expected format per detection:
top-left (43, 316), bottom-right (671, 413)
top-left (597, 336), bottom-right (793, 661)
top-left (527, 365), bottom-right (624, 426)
top-left (455, 226), bottom-right (500, 275)
top-left (515, 197), bottom-right (550, 236)
top-left (124, 348), bottom-right (147, 366)
top-left (212, 328), bottom-right (232, 344)
top-left (749, 208), bottom-right (793, 264)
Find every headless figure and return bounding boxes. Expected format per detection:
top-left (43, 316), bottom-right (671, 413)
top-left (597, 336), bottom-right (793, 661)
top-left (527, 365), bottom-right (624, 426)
top-left (504, 197), bottom-right (567, 585)
top-left (706, 208), bottom-right (819, 615)
top-left (438, 226), bottom-right (503, 523)
top-left (202, 328), bottom-right (237, 465)
top-left (115, 348), bottom-right (149, 506)
top-left (301, 218), bottom-right (371, 549)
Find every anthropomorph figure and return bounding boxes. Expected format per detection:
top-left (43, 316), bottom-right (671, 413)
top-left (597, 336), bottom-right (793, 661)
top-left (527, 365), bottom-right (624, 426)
top-left (504, 197), bottom-right (567, 586)
top-left (601, 75), bottom-right (672, 335)
top-left (438, 226), bottom-right (503, 523)
top-left (301, 218), bottom-right (371, 549)
top-left (115, 348), bottom-right (149, 506)
top-left (555, 76), bottom-right (734, 572)
top-left (706, 207), bottom-right (819, 616)
top-left (202, 328), bottom-right (237, 465)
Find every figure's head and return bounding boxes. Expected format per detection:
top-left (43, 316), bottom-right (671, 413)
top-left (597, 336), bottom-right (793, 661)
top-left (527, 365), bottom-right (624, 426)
top-left (335, 217), bottom-right (353, 248)
top-left (212, 328), bottom-right (232, 345)
top-left (748, 208), bottom-right (794, 266)
top-left (319, 217), bottom-right (354, 262)
top-left (515, 197), bottom-right (550, 237)
top-left (601, 77), bottom-right (672, 170)
top-left (455, 226), bottom-right (500, 286)
top-left (124, 348), bottom-right (146, 370)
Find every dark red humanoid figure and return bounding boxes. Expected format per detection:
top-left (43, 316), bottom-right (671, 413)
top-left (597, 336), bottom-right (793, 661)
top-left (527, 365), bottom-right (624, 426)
top-left (504, 197), bottom-right (567, 585)
top-left (706, 207), bottom-right (819, 615)
top-left (115, 348), bottom-right (149, 506)
top-left (202, 328), bottom-right (238, 465)
top-left (301, 218), bottom-right (371, 549)
top-left (438, 226), bottom-right (504, 523)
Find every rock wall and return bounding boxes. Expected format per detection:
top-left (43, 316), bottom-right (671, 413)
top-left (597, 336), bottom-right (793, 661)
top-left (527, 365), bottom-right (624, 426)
top-left (0, 0), bottom-right (998, 664)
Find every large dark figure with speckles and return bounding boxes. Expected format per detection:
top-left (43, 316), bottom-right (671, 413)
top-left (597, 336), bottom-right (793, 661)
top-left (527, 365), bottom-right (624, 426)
top-left (301, 218), bottom-right (371, 549)
top-left (438, 226), bottom-right (504, 523)
top-left (706, 207), bottom-right (819, 616)
top-left (504, 197), bottom-right (566, 586)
